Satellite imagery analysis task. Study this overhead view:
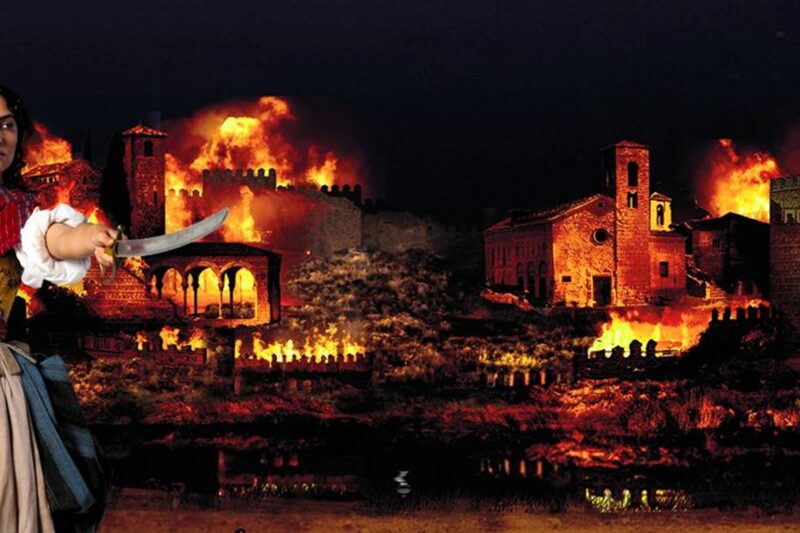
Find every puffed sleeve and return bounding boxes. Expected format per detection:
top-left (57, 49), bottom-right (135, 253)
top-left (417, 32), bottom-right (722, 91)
top-left (14, 204), bottom-right (91, 288)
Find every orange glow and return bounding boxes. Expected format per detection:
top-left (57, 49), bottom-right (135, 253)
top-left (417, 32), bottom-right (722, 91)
top-left (590, 307), bottom-right (713, 355)
top-left (158, 325), bottom-right (206, 350)
top-left (135, 332), bottom-right (147, 351)
top-left (241, 324), bottom-right (366, 363)
top-left (698, 139), bottom-right (782, 222)
top-left (55, 179), bottom-right (77, 206)
top-left (219, 186), bottom-right (263, 243)
top-left (24, 123), bottom-right (72, 168)
top-left (163, 96), bottom-right (363, 234)
top-left (85, 206), bottom-right (109, 225)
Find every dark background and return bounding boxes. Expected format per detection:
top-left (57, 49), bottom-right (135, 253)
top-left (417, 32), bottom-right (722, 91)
top-left (4, 1), bottom-right (800, 219)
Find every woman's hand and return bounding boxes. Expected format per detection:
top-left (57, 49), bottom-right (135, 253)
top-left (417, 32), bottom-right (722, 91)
top-left (90, 225), bottom-right (120, 270)
top-left (45, 222), bottom-right (121, 264)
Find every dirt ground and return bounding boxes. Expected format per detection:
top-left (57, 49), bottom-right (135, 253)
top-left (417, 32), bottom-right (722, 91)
top-left (101, 499), bottom-right (800, 532)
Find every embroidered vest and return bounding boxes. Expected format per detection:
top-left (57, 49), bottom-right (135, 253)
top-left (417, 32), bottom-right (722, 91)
top-left (0, 249), bottom-right (22, 323)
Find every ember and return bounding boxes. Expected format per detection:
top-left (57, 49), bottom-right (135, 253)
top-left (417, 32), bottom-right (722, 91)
top-left (697, 139), bottom-right (782, 222)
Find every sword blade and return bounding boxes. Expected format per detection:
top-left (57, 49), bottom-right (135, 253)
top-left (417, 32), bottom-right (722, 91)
top-left (115, 208), bottom-right (230, 257)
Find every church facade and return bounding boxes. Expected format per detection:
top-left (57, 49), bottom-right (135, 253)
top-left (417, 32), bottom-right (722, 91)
top-left (484, 140), bottom-right (686, 307)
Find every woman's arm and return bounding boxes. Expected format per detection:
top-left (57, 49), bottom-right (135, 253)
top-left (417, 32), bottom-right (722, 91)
top-left (44, 222), bottom-right (119, 270)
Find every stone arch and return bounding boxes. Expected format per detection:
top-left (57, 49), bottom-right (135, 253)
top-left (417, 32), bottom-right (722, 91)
top-left (186, 266), bottom-right (222, 317)
top-left (656, 204), bottom-right (665, 226)
top-left (221, 266), bottom-right (257, 319)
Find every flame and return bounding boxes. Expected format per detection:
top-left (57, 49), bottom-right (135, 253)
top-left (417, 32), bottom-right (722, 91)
top-left (16, 284), bottom-right (36, 318)
top-left (123, 256), bottom-right (146, 278)
top-left (590, 307), bottom-right (713, 355)
top-left (219, 186), bottom-right (263, 243)
top-left (163, 96), bottom-right (363, 234)
top-left (241, 324), bottom-right (365, 363)
top-left (55, 178), bottom-right (77, 205)
top-left (23, 123), bottom-right (72, 168)
top-left (84, 206), bottom-right (109, 225)
top-left (136, 332), bottom-right (147, 351)
top-left (698, 139), bottom-right (782, 222)
top-left (158, 325), bottom-right (206, 350)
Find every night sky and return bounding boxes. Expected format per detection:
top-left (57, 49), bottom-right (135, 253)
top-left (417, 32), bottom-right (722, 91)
top-left (4, 1), bottom-right (800, 219)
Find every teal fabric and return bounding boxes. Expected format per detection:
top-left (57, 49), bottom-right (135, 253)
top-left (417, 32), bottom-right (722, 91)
top-left (15, 351), bottom-right (108, 533)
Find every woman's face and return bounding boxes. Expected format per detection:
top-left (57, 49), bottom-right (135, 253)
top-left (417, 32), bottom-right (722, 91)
top-left (0, 96), bottom-right (19, 177)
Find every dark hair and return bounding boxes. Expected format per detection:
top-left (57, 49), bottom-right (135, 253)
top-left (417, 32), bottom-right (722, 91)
top-left (0, 84), bottom-right (34, 190)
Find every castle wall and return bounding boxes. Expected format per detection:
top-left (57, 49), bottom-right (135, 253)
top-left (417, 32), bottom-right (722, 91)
top-left (551, 199), bottom-right (615, 306)
top-left (362, 210), bottom-right (448, 256)
top-left (770, 175), bottom-right (800, 338)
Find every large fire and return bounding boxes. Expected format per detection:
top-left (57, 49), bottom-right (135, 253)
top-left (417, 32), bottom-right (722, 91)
top-left (237, 324), bottom-right (365, 363)
top-left (24, 122), bottom-right (72, 168)
top-left (156, 325), bottom-right (206, 351)
top-left (697, 139), bottom-right (782, 222)
top-left (163, 96), bottom-right (363, 236)
top-left (590, 307), bottom-right (713, 355)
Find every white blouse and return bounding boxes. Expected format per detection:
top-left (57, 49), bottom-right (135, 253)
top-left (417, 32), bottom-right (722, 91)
top-left (14, 204), bottom-right (91, 288)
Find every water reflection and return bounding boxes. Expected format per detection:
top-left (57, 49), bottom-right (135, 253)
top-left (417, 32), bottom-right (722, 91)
top-left (106, 439), bottom-right (800, 512)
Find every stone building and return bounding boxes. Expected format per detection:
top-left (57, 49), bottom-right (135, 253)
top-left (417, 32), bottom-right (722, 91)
top-left (770, 175), bottom-right (800, 337)
top-left (122, 124), bottom-right (168, 239)
top-left (23, 159), bottom-right (102, 213)
top-left (678, 212), bottom-right (769, 298)
top-left (484, 140), bottom-right (686, 307)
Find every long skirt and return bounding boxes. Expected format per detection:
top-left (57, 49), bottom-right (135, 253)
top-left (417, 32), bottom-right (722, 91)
top-left (0, 354), bottom-right (54, 533)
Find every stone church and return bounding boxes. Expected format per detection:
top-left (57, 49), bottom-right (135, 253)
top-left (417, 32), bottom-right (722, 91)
top-left (484, 140), bottom-right (686, 307)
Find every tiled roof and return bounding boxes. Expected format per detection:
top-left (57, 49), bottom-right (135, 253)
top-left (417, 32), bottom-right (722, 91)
top-left (485, 194), bottom-right (611, 232)
top-left (23, 158), bottom-right (100, 177)
top-left (122, 124), bottom-right (168, 137)
top-left (650, 191), bottom-right (671, 202)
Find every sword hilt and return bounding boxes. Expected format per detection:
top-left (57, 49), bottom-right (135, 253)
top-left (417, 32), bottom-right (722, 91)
top-left (99, 225), bottom-right (126, 285)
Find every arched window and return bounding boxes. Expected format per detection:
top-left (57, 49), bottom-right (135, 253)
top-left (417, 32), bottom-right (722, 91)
top-left (143, 140), bottom-right (154, 157)
top-left (627, 161), bottom-right (639, 187)
top-left (656, 204), bottom-right (665, 226)
top-left (627, 192), bottom-right (638, 209)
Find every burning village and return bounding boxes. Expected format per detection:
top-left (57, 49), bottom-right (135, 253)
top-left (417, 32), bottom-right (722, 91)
top-left (15, 97), bottom-right (800, 514)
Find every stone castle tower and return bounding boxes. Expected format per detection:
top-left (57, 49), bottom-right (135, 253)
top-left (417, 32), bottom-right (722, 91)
top-left (602, 140), bottom-right (652, 305)
top-left (122, 125), bottom-right (167, 238)
top-left (770, 175), bottom-right (800, 341)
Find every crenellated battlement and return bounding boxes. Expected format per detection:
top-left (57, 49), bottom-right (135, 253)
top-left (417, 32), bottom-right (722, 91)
top-left (202, 167), bottom-right (279, 192)
top-left (236, 351), bottom-right (373, 373)
top-left (80, 334), bottom-right (208, 366)
top-left (771, 175), bottom-right (800, 193)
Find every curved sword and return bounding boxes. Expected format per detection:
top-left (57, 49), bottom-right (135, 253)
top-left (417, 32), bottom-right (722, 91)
top-left (100, 208), bottom-right (229, 284)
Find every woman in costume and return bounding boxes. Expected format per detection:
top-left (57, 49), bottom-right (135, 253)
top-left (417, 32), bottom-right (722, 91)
top-left (0, 84), bottom-right (117, 532)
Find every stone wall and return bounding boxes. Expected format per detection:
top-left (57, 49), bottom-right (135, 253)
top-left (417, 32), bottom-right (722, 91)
top-left (551, 198), bottom-right (615, 306)
top-left (770, 175), bottom-right (800, 339)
